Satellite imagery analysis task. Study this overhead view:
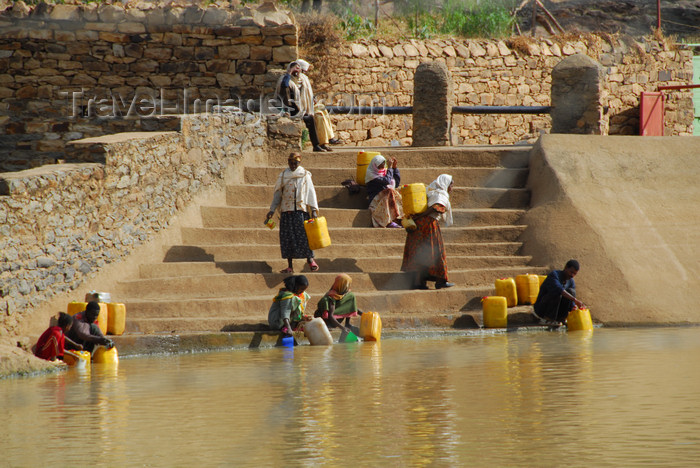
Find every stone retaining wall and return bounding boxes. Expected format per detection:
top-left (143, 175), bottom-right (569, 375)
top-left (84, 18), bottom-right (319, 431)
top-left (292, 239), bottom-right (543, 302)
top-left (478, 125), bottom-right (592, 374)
top-left (0, 1), bottom-right (297, 171)
top-left (0, 112), bottom-right (302, 336)
top-left (306, 36), bottom-right (694, 145)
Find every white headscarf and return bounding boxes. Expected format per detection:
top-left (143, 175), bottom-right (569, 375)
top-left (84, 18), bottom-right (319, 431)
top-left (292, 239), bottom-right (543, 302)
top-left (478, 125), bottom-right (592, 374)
top-left (297, 59), bottom-right (310, 71)
top-left (427, 174), bottom-right (453, 226)
top-left (365, 154), bottom-right (387, 184)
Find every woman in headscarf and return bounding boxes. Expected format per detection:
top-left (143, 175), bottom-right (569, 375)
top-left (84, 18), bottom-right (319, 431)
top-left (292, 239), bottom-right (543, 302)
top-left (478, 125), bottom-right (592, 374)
top-left (268, 275), bottom-right (311, 336)
top-left (401, 174), bottom-right (455, 290)
top-left (274, 61), bottom-right (326, 152)
top-left (266, 152), bottom-right (320, 273)
top-left (365, 154), bottom-right (404, 228)
top-left (315, 274), bottom-right (360, 332)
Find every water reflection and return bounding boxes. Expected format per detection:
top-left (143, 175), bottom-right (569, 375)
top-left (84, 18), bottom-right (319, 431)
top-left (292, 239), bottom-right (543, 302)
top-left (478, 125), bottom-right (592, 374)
top-left (2, 328), bottom-right (700, 466)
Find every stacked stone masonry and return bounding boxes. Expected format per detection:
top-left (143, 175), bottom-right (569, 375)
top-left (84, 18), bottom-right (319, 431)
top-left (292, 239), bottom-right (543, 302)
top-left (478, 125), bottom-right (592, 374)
top-left (306, 36), bottom-right (694, 146)
top-left (0, 1), bottom-right (297, 171)
top-left (0, 112), bottom-right (302, 335)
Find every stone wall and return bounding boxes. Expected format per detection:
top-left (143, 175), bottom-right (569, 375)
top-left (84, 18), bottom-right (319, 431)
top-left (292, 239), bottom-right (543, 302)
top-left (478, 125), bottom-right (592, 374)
top-left (0, 112), bottom-right (302, 335)
top-left (305, 36), bottom-right (694, 146)
top-left (0, 1), bottom-right (297, 171)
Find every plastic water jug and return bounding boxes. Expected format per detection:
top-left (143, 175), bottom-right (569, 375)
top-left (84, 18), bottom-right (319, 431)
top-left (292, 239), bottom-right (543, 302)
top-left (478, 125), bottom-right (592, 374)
top-left (304, 216), bottom-right (331, 250)
top-left (304, 317), bottom-right (334, 345)
top-left (482, 296), bottom-right (507, 328)
top-left (107, 303), bottom-right (126, 336)
top-left (538, 275), bottom-right (547, 286)
top-left (92, 345), bottom-right (119, 364)
top-left (401, 217), bottom-right (417, 231)
top-left (567, 308), bottom-right (593, 331)
top-left (494, 278), bottom-right (517, 307)
top-left (356, 151), bottom-right (381, 186)
top-left (63, 349), bottom-right (91, 369)
top-left (401, 183), bottom-right (427, 215)
top-left (515, 274), bottom-right (540, 305)
top-left (264, 218), bottom-right (276, 229)
top-left (359, 311), bottom-right (382, 341)
top-left (67, 301), bottom-right (109, 335)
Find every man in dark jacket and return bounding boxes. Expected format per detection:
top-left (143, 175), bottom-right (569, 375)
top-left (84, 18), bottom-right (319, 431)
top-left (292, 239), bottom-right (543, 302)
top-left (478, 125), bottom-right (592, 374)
top-left (533, 259), bottom-right (585, 325)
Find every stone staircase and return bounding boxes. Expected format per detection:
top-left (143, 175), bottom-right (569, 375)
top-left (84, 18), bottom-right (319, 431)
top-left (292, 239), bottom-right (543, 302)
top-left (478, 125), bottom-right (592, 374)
top-left (114, 146), bottom-right (547, 334)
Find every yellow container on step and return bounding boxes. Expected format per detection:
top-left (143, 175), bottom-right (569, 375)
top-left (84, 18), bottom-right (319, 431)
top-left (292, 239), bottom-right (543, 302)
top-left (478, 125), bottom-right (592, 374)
top-left (515, 274), bottom-right (540, 305)
top-left (92, 345), bottom-right (119, 364)
top-left (360, 311), bottom-right (382, 342)
top-left (304, 216), bottom-right (331, 250)
top-left (482, 296), bottom-right (507, 328)
top-left (400, 183), bottom-right (427, 215)
top-left (63, 350), bottom-right (91, 368)
top-left (538, 275), bottom-right (547, 286)
top-left (67, 301), bottom-right (108, 335)
top-left (567, 308), bottom-right (593, 331)
top-left (356, 151), bottom-right (381, 186)
top-left (494, 278), bottom-right (518, 307)
top-left (107, 303), bottom-right (126, 336)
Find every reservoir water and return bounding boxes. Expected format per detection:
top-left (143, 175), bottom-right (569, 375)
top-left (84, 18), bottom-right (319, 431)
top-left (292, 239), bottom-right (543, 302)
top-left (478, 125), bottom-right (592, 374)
top-left (2, 327), bottom-right (700, 466)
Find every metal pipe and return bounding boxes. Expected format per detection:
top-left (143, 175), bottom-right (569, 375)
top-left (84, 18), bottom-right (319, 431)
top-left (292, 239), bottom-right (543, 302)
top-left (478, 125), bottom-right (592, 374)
top-left (657, 84), bottom-right (700, 91)
top-left (452, 105), bottom-right (552, 114)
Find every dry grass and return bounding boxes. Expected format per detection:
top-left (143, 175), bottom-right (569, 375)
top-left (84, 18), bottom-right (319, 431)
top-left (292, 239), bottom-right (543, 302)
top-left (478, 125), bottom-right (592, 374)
top-left (297, 13), bottom-right (345, 91)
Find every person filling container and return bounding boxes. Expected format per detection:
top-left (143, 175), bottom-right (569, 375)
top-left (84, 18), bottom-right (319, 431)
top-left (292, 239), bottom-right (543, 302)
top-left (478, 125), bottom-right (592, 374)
top-left (314, 274), bottom-right (361, 332)
top-left (268, 275), bottom-right (311, 336)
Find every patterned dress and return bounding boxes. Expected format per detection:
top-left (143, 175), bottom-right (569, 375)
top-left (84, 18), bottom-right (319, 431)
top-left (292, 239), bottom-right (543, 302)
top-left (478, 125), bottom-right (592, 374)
top-left (400, 204), bottom-right (448, 283)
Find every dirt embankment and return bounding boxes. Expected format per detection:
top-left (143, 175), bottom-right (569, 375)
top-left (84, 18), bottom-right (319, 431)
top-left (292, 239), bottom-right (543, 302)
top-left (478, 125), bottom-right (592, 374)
top-left (520, 0), bottom-right (700, 40)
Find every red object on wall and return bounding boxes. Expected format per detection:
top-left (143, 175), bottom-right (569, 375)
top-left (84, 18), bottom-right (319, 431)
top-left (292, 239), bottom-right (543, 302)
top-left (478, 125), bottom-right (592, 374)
top-left (639, 91), bottom-right (664, 136)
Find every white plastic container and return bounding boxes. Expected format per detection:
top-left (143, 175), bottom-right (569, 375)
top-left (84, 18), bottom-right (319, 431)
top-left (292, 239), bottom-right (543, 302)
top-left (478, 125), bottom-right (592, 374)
top-left (304, 318), bottom-right (333, 346)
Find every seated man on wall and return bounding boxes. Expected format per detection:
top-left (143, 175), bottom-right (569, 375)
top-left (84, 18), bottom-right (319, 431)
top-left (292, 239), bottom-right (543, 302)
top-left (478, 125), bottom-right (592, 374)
top-left (533, 259), bottom-right (585, 325)
top-left (274, 61), bottom-right (327, 152)
top-left (296, 59), bottom-right (341, 150)
top-left (67, 301), bottom-right (114, 353)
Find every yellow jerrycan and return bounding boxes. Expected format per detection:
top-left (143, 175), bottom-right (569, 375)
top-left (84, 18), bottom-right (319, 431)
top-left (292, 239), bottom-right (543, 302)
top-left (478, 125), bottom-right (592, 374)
top-left (515, 274), bottom-right (540, 305)
top-left (67, 301), bottom-right (108, 335)
top-left (304, 317), bottom-right (334, 346)
top-left (107, 303), bottom-right (126, 336)
top-left (538, 275), bottom-right (547, 286)
top-left (304, 216), bottom-right (331, 250)
top-left (567, 308), bottom-right (593, 331)
top-left (92, 345), bottom-right (119, 364)
top-left (494, 278), bottom-right (518, 307)
top-left (482, 296), bottom-right (507, 328)
top-left (360, 311), bottom-right (382, 341)
top-left (400, 183), bottom-right (428, 215)
top-left (356, 151), bottom-right (381, 186)
top-left (63, 350), bottom-right (91, 369)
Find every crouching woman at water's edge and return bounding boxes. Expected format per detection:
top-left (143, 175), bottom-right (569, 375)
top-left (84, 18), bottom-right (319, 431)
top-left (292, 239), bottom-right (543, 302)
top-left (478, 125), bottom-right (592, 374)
top-left (268, 275), bottom-right (311, 336)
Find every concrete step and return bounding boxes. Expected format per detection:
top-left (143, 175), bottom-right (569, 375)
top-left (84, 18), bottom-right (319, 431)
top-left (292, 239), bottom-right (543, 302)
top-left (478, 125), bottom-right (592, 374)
top-left (197, 207), bottom-right (525, 230)
top-left (122, 286), bottom-right (491, 324)
top-left (162, 235), bottom-right (526, 262)
top-left (267, 145), bottom-right (532, 169)
top-left (181, 226), bottom-right (525, 245)
top-left (123, 307), bottom-right (540, 334)
top-left (116, 266), bottom-right (546, 299)
top-left (138, 255), bottom-right (534, 278)
top-left (244, 166), bottom-right (529, 188)
top-left (225, 185), bottom-right (530, 209)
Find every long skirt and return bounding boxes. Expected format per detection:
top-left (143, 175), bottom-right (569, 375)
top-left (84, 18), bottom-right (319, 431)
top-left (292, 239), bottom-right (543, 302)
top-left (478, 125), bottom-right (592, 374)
top-left (400, 215), bottom-right (448, 283)
top-left (279, 210), bottom-right (314, 259)
top-left (368, 188), bottom-right (404, 227)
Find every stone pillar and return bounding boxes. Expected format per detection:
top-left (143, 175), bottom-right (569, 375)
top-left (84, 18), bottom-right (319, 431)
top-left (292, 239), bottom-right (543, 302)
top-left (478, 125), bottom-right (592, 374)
top-left (412, 61), bottom-right (453, 146)
top-left (551, 54), bottom-right (606, 134)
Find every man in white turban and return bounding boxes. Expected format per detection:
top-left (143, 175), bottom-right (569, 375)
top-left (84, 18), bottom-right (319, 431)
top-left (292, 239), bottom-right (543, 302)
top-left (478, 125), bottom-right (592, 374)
top-left (296, 59), bottom-right (341, 151)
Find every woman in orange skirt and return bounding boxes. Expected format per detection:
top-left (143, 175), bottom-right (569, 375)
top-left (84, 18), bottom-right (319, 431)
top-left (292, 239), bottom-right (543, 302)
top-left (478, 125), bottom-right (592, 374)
top-left (401, 174), bottom-right (455, 290)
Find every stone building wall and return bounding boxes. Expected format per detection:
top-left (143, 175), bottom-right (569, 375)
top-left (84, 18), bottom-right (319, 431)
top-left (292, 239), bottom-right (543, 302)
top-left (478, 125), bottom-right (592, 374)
top-left (0, 1), bottom-right (297, 171)
top-left (0, 112), bottom-right (302, 335)
top-left (306, 36), bottom-right (694, 146)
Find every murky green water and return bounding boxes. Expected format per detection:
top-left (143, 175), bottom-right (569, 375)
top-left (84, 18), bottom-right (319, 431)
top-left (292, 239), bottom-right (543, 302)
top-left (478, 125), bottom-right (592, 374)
top-left (2, 327), bottom-right (700, 467)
